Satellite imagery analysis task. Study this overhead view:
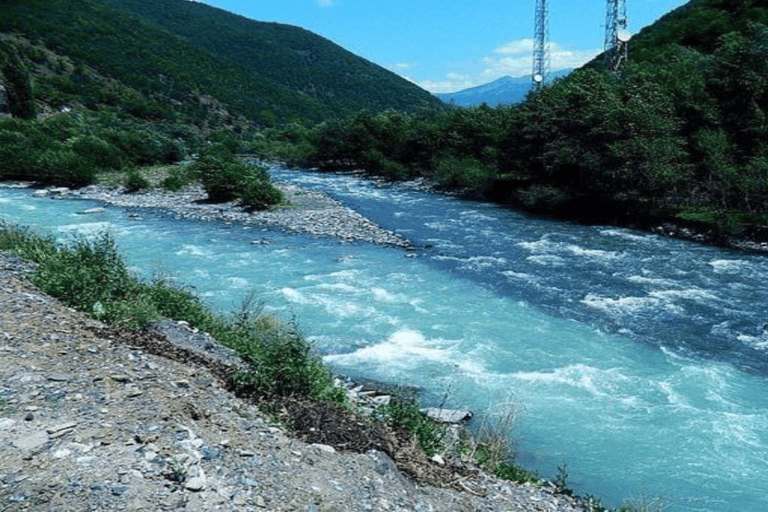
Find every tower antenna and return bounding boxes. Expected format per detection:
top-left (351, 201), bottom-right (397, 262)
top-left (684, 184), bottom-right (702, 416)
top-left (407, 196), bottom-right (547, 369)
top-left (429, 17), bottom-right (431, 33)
top-left (605, 0), bottom-right (629, 72)
top-left (532, 0), bottom-right (550, 87)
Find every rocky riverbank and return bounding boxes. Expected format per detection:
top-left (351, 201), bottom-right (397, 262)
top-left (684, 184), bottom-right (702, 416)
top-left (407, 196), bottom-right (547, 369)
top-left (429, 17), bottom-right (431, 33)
top-left (0, 251), bottom-right (588, 511)
top-left (52, 180), bottom-right (415, 249)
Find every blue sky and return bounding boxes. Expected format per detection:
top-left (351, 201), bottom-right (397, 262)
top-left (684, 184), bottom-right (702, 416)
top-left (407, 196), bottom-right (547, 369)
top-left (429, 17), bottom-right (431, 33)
top-left (193, 0), bottom-right (689, 93)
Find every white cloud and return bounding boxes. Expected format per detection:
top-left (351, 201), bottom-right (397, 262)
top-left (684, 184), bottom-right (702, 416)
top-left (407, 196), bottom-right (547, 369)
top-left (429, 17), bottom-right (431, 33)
top-left (417, 39), bottom-right (601, 94)
top-left (317, 0), bottom-right (336, 7)
top-left (395, 63), bottom-right (414, 70)
top-left (493, 39), bottom-right (535, 55)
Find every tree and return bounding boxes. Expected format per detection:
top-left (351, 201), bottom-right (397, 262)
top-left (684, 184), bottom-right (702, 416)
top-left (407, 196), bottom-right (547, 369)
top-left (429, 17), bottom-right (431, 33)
top-left (0, 41), bottom-right (36, 120)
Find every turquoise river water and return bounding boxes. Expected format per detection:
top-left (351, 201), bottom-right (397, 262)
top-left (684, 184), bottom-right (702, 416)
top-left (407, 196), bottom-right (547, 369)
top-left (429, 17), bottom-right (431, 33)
top-left (2, 166), bottom-right (768, 511)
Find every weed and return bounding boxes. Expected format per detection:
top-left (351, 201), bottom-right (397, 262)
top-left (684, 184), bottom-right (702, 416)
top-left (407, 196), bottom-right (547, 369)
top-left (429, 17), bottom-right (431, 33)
top-left (375, 396), bottom-right (445, 457)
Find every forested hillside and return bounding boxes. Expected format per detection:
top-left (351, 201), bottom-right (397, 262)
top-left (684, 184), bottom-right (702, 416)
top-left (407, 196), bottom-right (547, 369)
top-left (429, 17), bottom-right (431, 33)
top-left (272, 0), bottom-right (768, 244)
top-left (0, 0), bottom-right (442, 125)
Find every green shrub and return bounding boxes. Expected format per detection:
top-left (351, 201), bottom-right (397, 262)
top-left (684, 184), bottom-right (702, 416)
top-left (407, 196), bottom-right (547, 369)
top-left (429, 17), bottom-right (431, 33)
top-left (376, 397), bottom-right (445, 456)
top-left (160, 165), bottom-right (197, 191)
top-left (229, 312), bottom-right (340, 401)
top-left (194, 145), bottom-right (283, 209)
top-left (240, 178), bottom-right (284, 211)
top-left (124, 168), bottom-right (151, 192)
top-left (0, 129), bottom-right (35, 179)
top-left (68, 135), bottom-right (124, 171)
top-left (434, 156), bottom-right (494, 189)
top-left (29, 231), bottom-right (136, 314)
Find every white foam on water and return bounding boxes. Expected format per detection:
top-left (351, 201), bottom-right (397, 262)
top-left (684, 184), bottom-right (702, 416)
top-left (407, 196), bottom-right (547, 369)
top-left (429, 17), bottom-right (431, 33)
top-left (626, 274), bottom-right (678, 288)
top-left (736, 333), bottom-right (768, 350)
top-left (175, 244), bottom-right (211, 257)
top-left (563, 243), bottom-right (621, 261)
top-left (313, 282), bottom-right (360, 294)
top-left (510, 364), bottom-right (622, 398)
top-left (648, 287), bottom-right (723, 305)
top-left (225, 277), bottom-right (250, 289)
top-left (371, 287), bottom-right (399, 303)
top-left (582, 293), bottom-right (685, 317)
top-left (56, 221), bottom-right (113, 235)
top-left (325, 329), bottom-right (480, 373)
top-left (459, 210), bottom-right (498, 222)
top-left (709, 259), bottom-right (750, 273)
top-left (526, 254), bottom-right (566, 266)
top-left (658, 380), bottom-right (690, 409)
top-left (600, 228), bottom-right (659, 244)
top-left (281, 287), bottom-right (309, 304)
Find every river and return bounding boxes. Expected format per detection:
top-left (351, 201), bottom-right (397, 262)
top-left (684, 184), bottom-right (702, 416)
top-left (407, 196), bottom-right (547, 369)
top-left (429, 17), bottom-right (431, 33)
top-left (2, 166), bottom-right (767, 511)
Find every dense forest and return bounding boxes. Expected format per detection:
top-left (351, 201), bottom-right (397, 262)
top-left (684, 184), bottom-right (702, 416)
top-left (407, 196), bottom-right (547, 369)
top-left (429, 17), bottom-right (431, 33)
top-left (259, 0), bottom-right (768, 242)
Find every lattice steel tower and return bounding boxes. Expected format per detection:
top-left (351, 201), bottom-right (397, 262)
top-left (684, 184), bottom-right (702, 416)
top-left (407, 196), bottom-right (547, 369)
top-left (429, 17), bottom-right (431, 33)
top-left (532, 0), bottom-right (550, 87)
top-left (605, 0), bottom-right (629, 72)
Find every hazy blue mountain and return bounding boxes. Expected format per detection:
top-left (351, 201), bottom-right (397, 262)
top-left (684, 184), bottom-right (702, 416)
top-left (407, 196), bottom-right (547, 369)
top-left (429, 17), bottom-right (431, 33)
top-left (436, 70), bottom-right (571, 107)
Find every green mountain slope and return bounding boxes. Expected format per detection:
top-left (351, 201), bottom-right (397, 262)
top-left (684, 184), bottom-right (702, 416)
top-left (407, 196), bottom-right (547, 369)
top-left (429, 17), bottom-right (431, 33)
top-left (0, 0), bottom-right (442, 124)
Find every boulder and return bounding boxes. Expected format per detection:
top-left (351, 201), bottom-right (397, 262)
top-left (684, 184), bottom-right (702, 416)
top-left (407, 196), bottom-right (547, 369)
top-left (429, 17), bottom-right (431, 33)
top-left (421, 407), bottom-right (473, 424)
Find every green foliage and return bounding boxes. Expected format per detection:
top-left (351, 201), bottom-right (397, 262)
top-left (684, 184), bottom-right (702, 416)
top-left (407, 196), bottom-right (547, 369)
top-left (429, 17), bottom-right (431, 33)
top-left (229, 315), bottom-right (341, 401)
top-left (0, 222), bottom-right (345, 403)
top-left (193, 145), bottom-right (283, 210)
top-left (376, 397), bottom-right (445, 457)
top-left (0, 110), bottom-right (189, 186)
top-left (27, 232), bottom-right (136, 317)
top-left (123, 168), bottom-right (150, 192)
top-left (486, 458), bottom-right (541, 485)
top-left (160, 165), bottom-right (197, 192)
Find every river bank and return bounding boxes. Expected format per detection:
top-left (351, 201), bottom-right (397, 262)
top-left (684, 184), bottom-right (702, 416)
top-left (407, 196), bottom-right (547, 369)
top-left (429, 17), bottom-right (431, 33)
top-left (0, 249), bottom-right (588, 511)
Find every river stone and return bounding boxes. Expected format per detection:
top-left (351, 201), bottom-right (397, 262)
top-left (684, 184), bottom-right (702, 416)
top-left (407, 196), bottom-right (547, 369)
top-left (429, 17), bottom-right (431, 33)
top-left (77, 207), bottom-right (106, 215)
top-left (12, 431), bottom-right (48, 451)
top-left (420, 408), bottom-right (473, 423)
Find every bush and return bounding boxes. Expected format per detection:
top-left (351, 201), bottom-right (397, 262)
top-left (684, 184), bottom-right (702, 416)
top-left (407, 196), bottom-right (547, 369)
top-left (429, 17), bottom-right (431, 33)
top-left (0, 129), bottom-right (35, 179)
top-left (124, 168), bottom-right (151, 192)
top-left (376, 397), bottom-right (445, 456)
top-left (228, 299), bottom-right (340, 401)
top-left (240, 178), bottom-right (284, 211)
top-left (434, 156), bottom-right (494, 189)
top-left (68, 135), bottom-right (124, 171)
top-left (160, 165), bottom-right (197, 191)
top-left (194, 145), bottom-right (283, 210)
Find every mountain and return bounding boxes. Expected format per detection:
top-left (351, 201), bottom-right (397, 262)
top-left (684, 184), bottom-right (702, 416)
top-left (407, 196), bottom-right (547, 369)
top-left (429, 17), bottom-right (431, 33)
top-left (435, 70), bottom-right (571, 107)
top-left (0, 0), bottom-right (443, 125)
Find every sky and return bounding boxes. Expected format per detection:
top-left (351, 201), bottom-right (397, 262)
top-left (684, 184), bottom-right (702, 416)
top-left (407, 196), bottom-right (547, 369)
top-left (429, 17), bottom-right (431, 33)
top-left (192, 0), bottom-right (690, 93)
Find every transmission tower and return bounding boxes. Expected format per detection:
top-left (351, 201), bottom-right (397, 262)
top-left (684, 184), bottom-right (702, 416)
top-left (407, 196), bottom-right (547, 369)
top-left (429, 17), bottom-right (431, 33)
top-left (532, 0), bottom-right (550, 87)
top-left (605, 0), bottom-right (629, 72)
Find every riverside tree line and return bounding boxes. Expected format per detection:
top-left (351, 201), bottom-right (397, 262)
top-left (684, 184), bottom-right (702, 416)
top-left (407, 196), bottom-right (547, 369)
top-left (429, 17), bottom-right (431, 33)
top-left (261, 23), bottom-right (768, 240)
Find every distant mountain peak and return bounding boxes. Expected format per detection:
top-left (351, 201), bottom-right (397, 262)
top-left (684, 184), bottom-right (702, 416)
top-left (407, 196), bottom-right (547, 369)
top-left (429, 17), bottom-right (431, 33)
top-left (435, 70), bottom-right (571, 107)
